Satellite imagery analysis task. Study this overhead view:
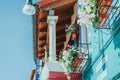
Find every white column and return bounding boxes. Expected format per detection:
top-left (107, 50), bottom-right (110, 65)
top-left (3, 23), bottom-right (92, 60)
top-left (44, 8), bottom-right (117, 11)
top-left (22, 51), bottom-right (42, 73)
top-left (47, 16), bottom-right (58, 62)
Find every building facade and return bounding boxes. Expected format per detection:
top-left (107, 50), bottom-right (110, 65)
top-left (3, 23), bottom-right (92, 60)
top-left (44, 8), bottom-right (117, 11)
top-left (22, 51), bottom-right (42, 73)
top-left (80, 0), bottom-right (120, 80)
top-left (31, 0), bottom-right (120, 80)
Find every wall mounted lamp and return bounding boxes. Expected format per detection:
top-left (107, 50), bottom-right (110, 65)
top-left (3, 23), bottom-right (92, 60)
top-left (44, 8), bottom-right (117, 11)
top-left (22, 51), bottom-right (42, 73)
top-left (23, 0), bottom-right (36, 15)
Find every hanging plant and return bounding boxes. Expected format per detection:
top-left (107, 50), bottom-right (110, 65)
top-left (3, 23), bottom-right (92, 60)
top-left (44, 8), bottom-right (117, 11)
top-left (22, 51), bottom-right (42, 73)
top-left (78, 0), bottom-right (99, 28)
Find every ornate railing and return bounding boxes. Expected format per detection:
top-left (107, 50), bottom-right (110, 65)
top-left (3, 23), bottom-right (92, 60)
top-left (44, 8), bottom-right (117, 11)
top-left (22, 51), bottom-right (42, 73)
top-left (96, 0), bottom-right (120, 29)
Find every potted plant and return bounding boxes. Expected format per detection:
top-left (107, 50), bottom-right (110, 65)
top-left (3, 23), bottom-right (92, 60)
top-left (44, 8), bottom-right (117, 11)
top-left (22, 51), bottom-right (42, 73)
top-left (65, 24), bottom-right (78, 39)
top-left (61, 46), bottom-right (78, 80)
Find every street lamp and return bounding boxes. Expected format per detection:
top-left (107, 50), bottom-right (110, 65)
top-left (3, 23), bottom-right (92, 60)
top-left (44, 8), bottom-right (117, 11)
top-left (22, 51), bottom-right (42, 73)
top-left (23, 0), bottom-right (36, 15)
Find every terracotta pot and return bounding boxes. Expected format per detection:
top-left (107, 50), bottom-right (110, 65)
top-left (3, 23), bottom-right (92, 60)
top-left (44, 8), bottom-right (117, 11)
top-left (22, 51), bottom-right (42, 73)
top-left (72, 33), bottom-right (77, 40)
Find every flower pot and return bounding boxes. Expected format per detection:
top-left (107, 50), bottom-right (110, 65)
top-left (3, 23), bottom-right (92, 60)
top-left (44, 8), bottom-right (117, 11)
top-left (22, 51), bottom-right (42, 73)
top-left (72, 33), bottom-right (77, 40)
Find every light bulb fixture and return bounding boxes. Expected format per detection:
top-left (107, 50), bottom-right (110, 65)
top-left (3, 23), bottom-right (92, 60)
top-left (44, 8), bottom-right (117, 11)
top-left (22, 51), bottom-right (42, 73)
top-left (23, 0), bottom-right (36, 15)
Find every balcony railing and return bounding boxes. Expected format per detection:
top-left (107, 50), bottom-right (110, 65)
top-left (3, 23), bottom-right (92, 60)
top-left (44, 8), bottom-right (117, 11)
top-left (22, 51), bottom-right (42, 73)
top-left (72, 25), bottom-right (89, 73)
top-left (96, 0), bottom-right (120, 29)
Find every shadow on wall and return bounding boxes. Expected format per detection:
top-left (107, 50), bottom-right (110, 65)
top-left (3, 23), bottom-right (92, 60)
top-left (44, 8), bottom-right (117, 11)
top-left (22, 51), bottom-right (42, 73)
top-left (118, 52), bottom-right (120, 57)
top-left (102, 52), bottom-right (106, 71)
top-left (86, 67), bottom-right (93, 80)
top-left (112, 17), bottom-right (120, 50)
top-left (84, 54), bottom-right (93, 80)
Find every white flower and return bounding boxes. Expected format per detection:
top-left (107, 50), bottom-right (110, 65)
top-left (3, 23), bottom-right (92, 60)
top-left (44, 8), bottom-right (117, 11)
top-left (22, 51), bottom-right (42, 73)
top-left (63, 50), bottom-right (68, 55)
top-left (61, 47), bottom-right (77, 74)
top-left (85, 6), bottom-right (91, 13)
top-left (90, 13), bottom-right (95, 18)
top-left (89, 2), bottom-right (95, 7)
top-left (78, 0), bottom-right (97, 27)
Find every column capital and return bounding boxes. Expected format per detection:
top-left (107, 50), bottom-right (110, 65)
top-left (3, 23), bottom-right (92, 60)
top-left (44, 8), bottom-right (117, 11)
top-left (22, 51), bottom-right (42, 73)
top-left (47, 16), bottom-right (58, 24)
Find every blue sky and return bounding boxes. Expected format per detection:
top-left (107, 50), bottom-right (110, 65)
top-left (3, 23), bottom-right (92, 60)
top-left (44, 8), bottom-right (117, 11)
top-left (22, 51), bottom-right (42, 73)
top-left (0, 0), bottom-right (38, 80)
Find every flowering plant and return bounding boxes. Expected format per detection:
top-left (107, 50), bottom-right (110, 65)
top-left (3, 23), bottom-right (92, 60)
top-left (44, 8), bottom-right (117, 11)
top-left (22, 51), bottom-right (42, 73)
top-left (78, 0), bottom-right (98, 28)
top-left (65, 24), bottom-right (78, 34)
top-left (61, 46), bottom-right (78, 74)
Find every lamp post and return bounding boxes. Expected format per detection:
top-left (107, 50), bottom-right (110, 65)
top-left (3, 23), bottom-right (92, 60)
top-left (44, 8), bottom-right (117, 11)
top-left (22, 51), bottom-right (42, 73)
top-left (23, 0), bottom-right (36, 15)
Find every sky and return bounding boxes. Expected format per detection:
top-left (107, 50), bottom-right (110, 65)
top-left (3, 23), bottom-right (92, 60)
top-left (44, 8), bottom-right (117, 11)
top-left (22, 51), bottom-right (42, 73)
top-left (0, 0), bottom-right (38, 80)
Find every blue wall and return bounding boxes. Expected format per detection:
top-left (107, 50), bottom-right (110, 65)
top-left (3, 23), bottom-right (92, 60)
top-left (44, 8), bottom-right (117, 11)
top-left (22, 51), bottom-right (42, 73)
top-left (83, 1), bottom-right (120, 80)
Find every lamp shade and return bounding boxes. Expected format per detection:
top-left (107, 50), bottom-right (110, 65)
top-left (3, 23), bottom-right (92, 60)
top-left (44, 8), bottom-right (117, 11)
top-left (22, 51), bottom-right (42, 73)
top-left (23, 4), bottom-right (36, 15)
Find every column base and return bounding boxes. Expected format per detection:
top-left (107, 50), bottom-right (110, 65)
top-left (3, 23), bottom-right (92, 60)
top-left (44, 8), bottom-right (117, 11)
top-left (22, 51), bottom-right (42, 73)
top-left (40, 61), bottom-right (64, 80)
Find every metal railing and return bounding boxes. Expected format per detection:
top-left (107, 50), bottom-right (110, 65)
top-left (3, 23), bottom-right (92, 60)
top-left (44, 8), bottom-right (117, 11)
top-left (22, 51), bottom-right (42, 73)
top-left (81, 0), bottom-right (120, 79)
top-left (96, 0), bottom-right (120, 29)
